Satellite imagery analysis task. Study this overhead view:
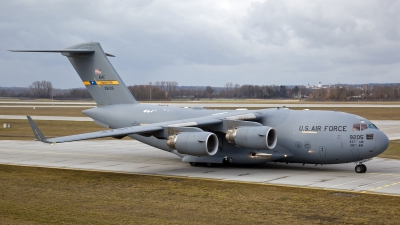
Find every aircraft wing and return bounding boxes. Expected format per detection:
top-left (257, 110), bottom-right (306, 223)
top-left (9, 49), bottom-right (95, 53)
top-left (27, 116), bottom-right (222, 144)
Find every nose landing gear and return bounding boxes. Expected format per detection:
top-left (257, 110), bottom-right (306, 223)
top-left (355, 164), bottom-right (367, 173)
top-left (354, 159), bottom-right (371, 173)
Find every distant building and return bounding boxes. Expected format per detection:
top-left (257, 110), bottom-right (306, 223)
top-left (305, 82), bottom-right (324, 89)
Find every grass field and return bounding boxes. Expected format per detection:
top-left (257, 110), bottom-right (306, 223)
top-left (380, 140), bottom-right (400, 160)
top-left (3, 98), bottom-right (400, 104)
top-left (0, 107), bottom-right (90, 117)
top-left (206, 107), bottom-right (400, 120)
top-left (0, 119), bottom-right (129, 141)
top-left (158, 99), bottom-right (400, 105)
top-left (0, 164), bottom-right (399, 225)
top-left (2, 106), bottom-right (400, 120)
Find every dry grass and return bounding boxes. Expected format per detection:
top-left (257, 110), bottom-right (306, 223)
top-left (2, 106), bottom-right (400, 120)
top-left (0, 164), bottom-right (399, 225)
top-left (294, 107), bottom-right (400, 120)
top-left (0, 119), bottom-right (129, 141)
top-left (380, 140), bottom-right (400, 160)
top-left (163, 99), bottom-right (400, 105)
top-left (0, 107), bottom-right (90, 117)
top-left (206, 107), bottom-right (400, 120)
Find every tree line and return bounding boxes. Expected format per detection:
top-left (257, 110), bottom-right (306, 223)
top-left (1, 80), bottom-right (400, 101)
top-left (308, 84), bottom-right (400, 101)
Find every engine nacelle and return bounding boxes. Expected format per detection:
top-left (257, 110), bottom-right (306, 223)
top-left (225, 126), bottom-right (277, 150)
top-left (167, 132), bottom-right (219, 156)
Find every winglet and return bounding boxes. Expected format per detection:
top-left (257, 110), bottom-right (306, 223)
top-left (27, 116), bottom-right (49, 143)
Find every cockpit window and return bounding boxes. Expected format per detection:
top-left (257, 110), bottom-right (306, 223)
top-left (361, 124), bottom-right (367, 131)
top-left (353, 123), bottom-right (360, 131)
top-left (353, 123), bottom-right (378, 131)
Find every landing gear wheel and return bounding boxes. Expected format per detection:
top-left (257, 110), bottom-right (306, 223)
top-left (355, 165), bottom-right (366, 173)
top-left (190, 162), bottom-right (197, 166)
top-left (223, 156), bottom-right (233, 164)
top-left (206, 162), bottom-right (213, 167)
top-left (362, 164), bottom-right (367, 173)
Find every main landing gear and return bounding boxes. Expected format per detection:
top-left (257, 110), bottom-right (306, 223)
top-left (189, 162), bottom-right (213, 167)
top-left (189, 156), bottom-right (233, 167)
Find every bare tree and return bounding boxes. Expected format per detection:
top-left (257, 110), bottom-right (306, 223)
top-left (0, 89), bottom-right (7, 97)
top-left (29, 80), bottom-right (53, 98)
top-left (160, 81), bottom-right (166, 91)
top-left (224, 82), bottom-right (233, 98)
top-left (205, 86), bottom-right (214, 98)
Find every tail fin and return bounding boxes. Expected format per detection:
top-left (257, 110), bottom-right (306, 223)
top-left (10, 42), bottom-right (138, 105)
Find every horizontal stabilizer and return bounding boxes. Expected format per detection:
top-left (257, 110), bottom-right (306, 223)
top-left (27, 116), bottom-right (48, 142)
top-left (9, 49), bottom-right (94, 53)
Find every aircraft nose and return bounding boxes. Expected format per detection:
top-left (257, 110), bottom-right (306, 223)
top-left (375, 131), bottom-right (389, 154)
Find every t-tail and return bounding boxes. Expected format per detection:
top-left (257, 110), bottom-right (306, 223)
top-left (10, 42), bottom-right (138, 105)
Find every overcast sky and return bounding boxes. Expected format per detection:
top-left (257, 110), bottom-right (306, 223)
top-left (1, 0), bottom-right (400, 89)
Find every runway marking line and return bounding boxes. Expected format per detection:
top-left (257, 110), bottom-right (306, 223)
top-left (352, 176), bottom-right (400, 190)
top-left (366, 182), bottom-right (400, 193)
top-left (329, 174), bottom-right (386, 188)
top-left (1, 162), bottom-right (400, 198)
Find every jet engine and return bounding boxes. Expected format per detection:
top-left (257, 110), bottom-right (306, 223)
top-left (225, 126), bottom-right (277, 150)
top-left (167, 132), bottom-right (219, 156)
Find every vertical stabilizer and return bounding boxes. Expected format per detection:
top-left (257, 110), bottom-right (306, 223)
top-left (10, 42), bottom-right (138, 105)
top-left (63, 42), bottom-right (137, 105)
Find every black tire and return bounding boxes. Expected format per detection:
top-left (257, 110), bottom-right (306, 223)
top-left (190, 162), bottom-right (197, 166)
top-left (355, 165), bottom-right (365, 173)
top-left (223, 157), bottom-right (233, 164)
top-left (362, 164), bottom-right (367, 173)
top-left (206, 162), bottom-right (213, 167)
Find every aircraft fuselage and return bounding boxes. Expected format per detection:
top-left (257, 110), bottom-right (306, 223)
top-left (83, 104), bottom-right (389, 165)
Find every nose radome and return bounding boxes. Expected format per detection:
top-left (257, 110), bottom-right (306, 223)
top-left (376, 131), bottom-right (390, 154)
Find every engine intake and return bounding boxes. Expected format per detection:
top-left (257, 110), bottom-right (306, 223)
top-left (225, 126), bottom-right (277, 150)
top-left (167, 132), bottom-right (219, 156)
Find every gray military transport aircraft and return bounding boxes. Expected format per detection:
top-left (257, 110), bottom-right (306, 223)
top-left (10, 42), bottom-right (389, 173)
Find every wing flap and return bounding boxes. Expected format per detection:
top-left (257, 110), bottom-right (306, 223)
top-left (46, 125), bottom-right (163, 143)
